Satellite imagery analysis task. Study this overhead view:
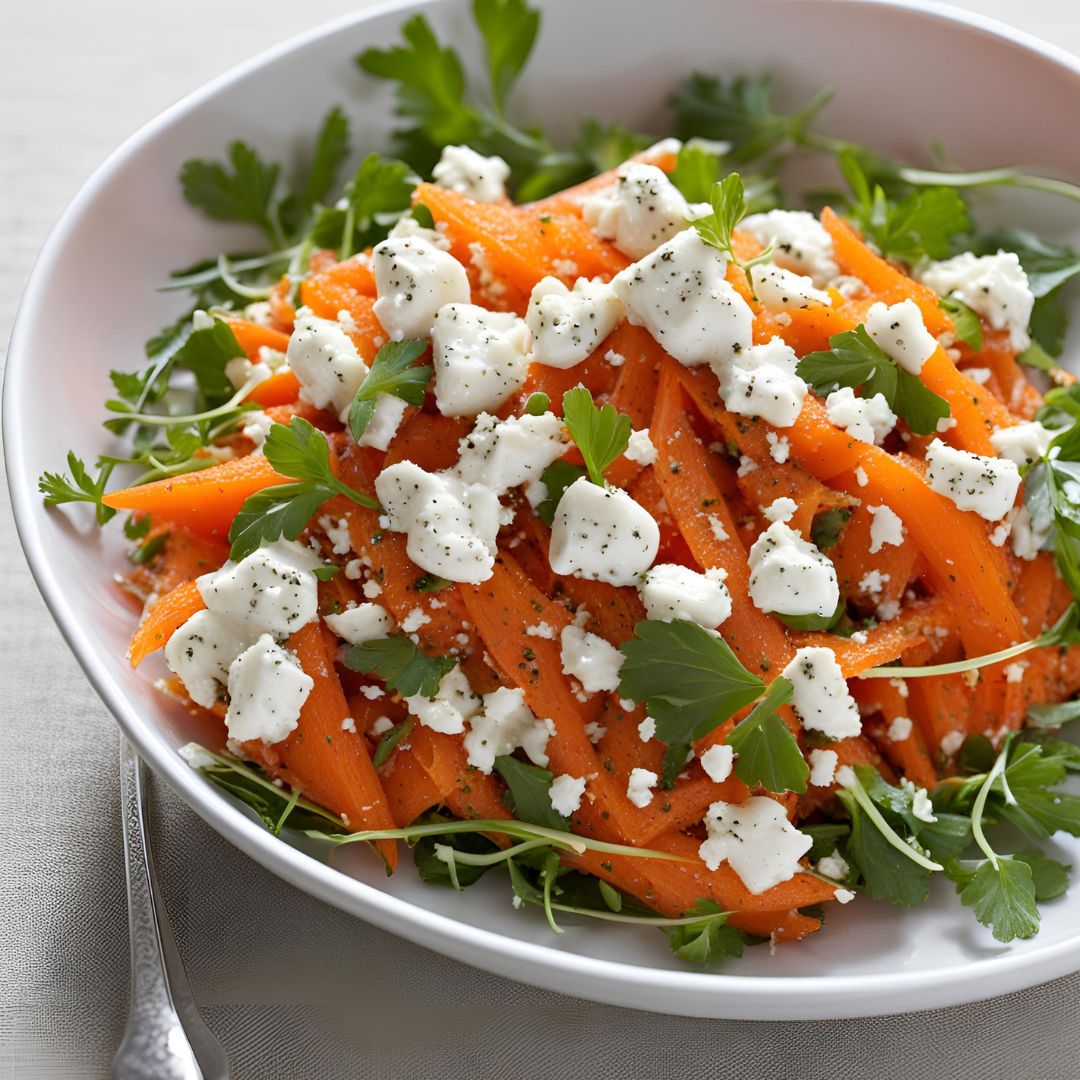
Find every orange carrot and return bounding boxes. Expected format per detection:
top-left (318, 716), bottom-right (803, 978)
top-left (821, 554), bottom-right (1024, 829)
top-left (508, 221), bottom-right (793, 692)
top-left (246, 368), bottom-right (302, 408)
top-left (128, 580), bottom-right (204, 667)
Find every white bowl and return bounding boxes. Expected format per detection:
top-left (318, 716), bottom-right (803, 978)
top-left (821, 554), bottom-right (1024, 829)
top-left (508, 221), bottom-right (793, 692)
top-left (8, 0), bottom-right (1080, 1020)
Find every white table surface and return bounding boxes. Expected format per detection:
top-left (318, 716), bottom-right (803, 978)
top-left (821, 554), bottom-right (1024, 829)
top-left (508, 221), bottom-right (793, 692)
top-left (5, 2), bottom-right (1080, 1077)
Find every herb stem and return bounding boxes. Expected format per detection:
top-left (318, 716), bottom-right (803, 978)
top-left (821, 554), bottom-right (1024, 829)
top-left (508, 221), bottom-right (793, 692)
top-left (111, 376), bottom-right (262, 429)
top-left (970, 741), bottom-right (1011, 870)
top-left (216, 254), bottom-right (275, 300)
top-left (840, 770), bottom-right (943, 872)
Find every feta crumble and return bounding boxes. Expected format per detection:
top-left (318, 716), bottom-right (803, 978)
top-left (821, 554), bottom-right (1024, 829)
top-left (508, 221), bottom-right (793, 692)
top-left (825, 386), bottom-right (897, 445)
top-left (463, 687), bottom-right (554, 773)
top-left (626, 767), bottom-right (659, 808)
top-left (739, 210), bottom-right (839, 286)
top-left (700, 744), bottom-right (735, 783)
top-left (581, 163), bottom-right (690, 259)
top-left (559, 625), bottom-right (625, 694)
top-left (747, 522), bottom-right (840, 618)
top-left (716, 337), bottom-right (808, 428)
top-left (782, 646), bottom-right (862, 739)
top-left (867, 504), bottom-right (906, 554)
top-left (371, 236), bottom-right (470, 341)
top-left (525, 277), bottom-right (623, 369)
top-left (431, 145), bottom-right (510, 203)
top-left (925, 438), bottom-right (1021, 521)
top-left (548, 774), bottom-right (587, 816)
top-left (808, 748), bottom-right (839, 787)
top-left (639, 563), bottom-right (731, 627)
top-left (864, 299), bottom-right (938, 375)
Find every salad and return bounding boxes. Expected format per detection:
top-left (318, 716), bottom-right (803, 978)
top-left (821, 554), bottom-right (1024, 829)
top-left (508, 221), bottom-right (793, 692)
top-left (39, 0), bottom-right (1080, 964)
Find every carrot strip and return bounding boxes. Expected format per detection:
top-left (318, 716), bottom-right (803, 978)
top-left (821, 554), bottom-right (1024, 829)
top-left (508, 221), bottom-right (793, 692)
top-left (128, 579), bottom-right (204, 667)
top-left (225, 319), bottom-right (290, 361)
top-left (247, 368), bottom-right (302, 408)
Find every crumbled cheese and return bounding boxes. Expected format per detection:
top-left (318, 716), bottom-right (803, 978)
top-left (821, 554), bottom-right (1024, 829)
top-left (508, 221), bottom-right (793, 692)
top-left (548, 478), bottom-right (660, 586)
top-left (605, 349), bottom-right (625, 367)
top-left (763, 496), bottom-right (798, 523)
top-left (320, 516), bottom-right (353, 556)
top-left (739, 210), bottom-right (838, 286)
top-left (526, 622), bottom-right (557, 639)
top-left (708, 515), bottom-right (729, 542)
top-left (782, 646), bottom-right (862, 739)
top-left (817, 851), bottom-right (849, 881)
top-left (920, 251), bottom-right (1034, 351)
top-left (362, 580), bottom-right (383, 599)
top-left (698, 797), bottom-right (813, 893)
top-left (700, 744), bottom-right (735, 783)
top-left (583, 721), bottom-right (607, 744)
top-left (940, 730), bottom-right (966, 757)
top-left (925, 438), bottom-right (1021, 521)
top-left (400, 607), bottom-right (430, 634)
top-left (736, 455), bottom-right (759, 477)
top-left (625, 428), bottom-right (659, 466)
top-left (855, 466), bottom-right (869, 487)
top-left (990, 420), bottom-right (1054, 467)
top-left (431, 145), bottom-right (510, 203)
top-left (370, 714), bottom-right (394, 736)
top-left (375, 461), bottom-right (500, 583)
top-left (867, 504), bottom-right (906, 554)
top-left (178, 743), bottom-right (218, 769)
top-left (431, 303), bottom-right (531, 416)
top-left (747, 522), bottom-right (840, 618)
top-left (637, 716), bottom-right (656, 742)
top-left (887, 715), bottom-right (913, 742)
top-left (548, 774), bottom-right (587, 816)
top-left (341, 716), bottom-right (357, 733)
top-left (525, 277), bottom-right (623, 369)
top-left (1004, 661), bottom-right (1027, 684)
top-left (825, 386), bottom-right (897, 445)
top-left (323, 603), bottom-right (394, 645)
top-left (639, 563), bottom-right (731, 627)
top-left (224, 634), bottom-right (313, 744)
top-left (859, 569), bottom-right (890, 596)
top-left (749, 263), bottom-right (830, 311)
top-left (225, 355), bottom-right (272, 392)
top-left (808, 748), bottom-right (838, 787)
top-left (453, 411), bottom-right (567, 492)
top-left (1010, 505), bottom-right (1049, 561)
top-left (581, 163), bottom-right (690, 259)
top-left (626, 767), bottom-right (659, 808)
top-left (716, 337), bottom-right (808, 428)
top-left (241, 410), bottom-right (274, 448)
top-left (371, 235), bottom-right (471, 341)
top-left (360, 685), bottom-right (386, 701)
top-left (388, 214), bottom-right (451, 250)
top-left (901, 778), bottom-right (938, 823)
top-left (766, 431), bottom-right (790, 463)
top-left (864, 299), bottom-right (938, 375)
top-left (559, 625), bottom-right (625, 694)
top-left (464, 687), bottom-right (554, 773)
top-left (405, 664), bottom-right (482, 735)
top-left (612, 229), bottom-right (753, 368)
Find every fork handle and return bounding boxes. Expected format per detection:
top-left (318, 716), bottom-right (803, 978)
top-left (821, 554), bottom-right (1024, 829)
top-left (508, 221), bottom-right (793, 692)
top-left (112, 737), bottom-right (229, 1080)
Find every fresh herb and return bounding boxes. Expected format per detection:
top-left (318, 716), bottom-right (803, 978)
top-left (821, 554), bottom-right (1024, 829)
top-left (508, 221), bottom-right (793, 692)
top-left (618, 620), bottom-right (764, 748)
top-left (534, 460), bottom-right (585, 526)
top-left (160, 314), bottom-right (244, 408)
top-left (662, 900), bottom-right (745, 964)
top-left (809, 507), bottom-right (852, 551)
top-left (561, 387), bottom-right (631, 486)
top-left (525, 391), bottom-right (550, 416)
top-left (1027, 699), bottom-right (1080, 730)
top-left (669, 142), bottom-right (721, 202)
top-left (39, 453), bottom-right (117, 525)
top-left (939, 297), bottom-right (984, 351)
top-left (495, 755), bottom-right (569, 830)
top-left (312, 564), bottom-right (341, 581)
top-left (348, 338), bottom-right (431, 442)
top-left (344, 635), bottom-right (454, 698)
top-left (692, 173), bottom-right (775, 293)
top-left (129, 531), bottom-right (168, 566)
top-left (725, 677), bottom-right (809, 794)
top-left (413, 572), bottom-right (452, 593)
top-left (414, 819), bottom-right (501, 888)
top-left (227, 417), bottom-right (379, 560)
top-left (797, 324), bottom-right (951, 436)
top-left (474, 0), bottom-right (541, 115)
top-left (373, 716), bottom-right (415, 768)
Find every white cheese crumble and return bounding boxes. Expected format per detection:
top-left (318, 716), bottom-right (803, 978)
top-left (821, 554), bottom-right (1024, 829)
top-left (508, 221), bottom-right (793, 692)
top-left (559, 625), bottom-right (625, 694)
top-left (548, 774), bottom-right (587, 816)
top-left (431, 145), bottom-right (510, 203)
top-left (319, 515), bottom-right (353, 556)
top-left (940, 730), bottom-right (965, 757)
top-left (855, 466), bottom-right (869, 487)
top-left (864, 299), bottom-right (938, 375)
top-left (323, 604), bottom-right (394, 645)
top-left (808, 748), bottom-right (839, 787)
top-left (241, 410), bottom-right (274, 448)
top-left (900, 778), bottom-right (938, 823)
top-left (375, 461), bottom-right (500, 583)
top-left (699, 797), bottom-right (813, 894)
top-left (738, 210), bottom-right (839, 287)
top-left (452, 411), bottom-right (567, 492)
top-left (624, 428), bottom-right (659, 466)
top-left (919, 251), bottom-right (1034, 351)
top-left (581, 163), bottom-right (690, 259)
top-left (747, 522), bottom-right (840, 618)
top-left (626, 767), bottom-right (659, 808)
top-left (1010, 505), bottom-right (1049, 561)
top-left (431, 303), bottom-right (531, 416)
top-left (548, 478), bottom-right (660, 587)
top-left (224, 634), bottom-right (314, 745)
top-left (639, 563), bottom-right (731, 627)
top-left (990, 421), bottom-right (1054, 467)
top-left (1004, 661), bottom-right (1027, 684)
top-left (717, 337), bottom-right (808, 428)
top-left (178, 743), bottom-right (218, 769)
top-left (584, 721), bottom-right (607, 744)
top-left (749, 263), bottom-right (830, 311)
top-left (924, 438), bottom-right (1021, 521)
top-left (859, 569), bottom-right (889, 596)
top-left (867, 504), bottom-right (906, 554)
top-left (817, 851), bottom-right (849, 881)
top-left (825, 386), bottom-right (897, 445)
top-left (700, 744), bottom-right (735, 783)
top-left (762, 496), bottom-right (797, 524)
top-left (526, 621), bottom-right (557, 640)
top-left (612, 229), bottom-right (753, 369)
top-left (371, 235), bottom-right (471, 341)
top-left (766, 431), bottom-right (790, 463)
top-left (405, 665), bottom-right (482, 735)
top-left (464, 687), bottom-right (554, 773)
top-left (637, 716), bottom-right (656, 742)
top-left (388, 214), bottom-right (451, 251)
top-left (782, 647), bottom-right (862, 739)
top-left (887, 715), bottom-right (913, 742)
top-left (525, 277), bottom-right (623, 369)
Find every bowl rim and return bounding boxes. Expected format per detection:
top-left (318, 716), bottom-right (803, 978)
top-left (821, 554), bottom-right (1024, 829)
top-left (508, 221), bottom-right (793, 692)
top-left (8, 0), bottom-right (1080, 1020)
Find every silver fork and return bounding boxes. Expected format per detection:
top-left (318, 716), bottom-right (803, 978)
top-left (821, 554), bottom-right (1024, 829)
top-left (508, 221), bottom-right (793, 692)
top-left (112, 737), bottom-right (230, 1080)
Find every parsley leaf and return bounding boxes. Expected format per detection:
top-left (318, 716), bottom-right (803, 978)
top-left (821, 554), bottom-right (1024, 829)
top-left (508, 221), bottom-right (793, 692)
top-left (1026, 699), bottom-right (1080, 730)
top-left (534, 460), bottom-right (585, 526)
top-left (693, 173), bottom-right (777, 292)
top-left (373, 716), bottom-right (415, 769)
top-left (1016, 849), bottom-right (1071, 901)
top-left (169, 315), bottom-right (245, 407)
top-left (299, 105), bottom-right (351, 213)
top-left (663, 900), bottom-right (745, 965)
top-left (810, 507), bottom-right (852, 551)
top-left (841, 792), bottom-right (931, 907)
top-left (180, 140), bottom-right (283, 246)
top-left (939, 297), bottom-right (984, 351)
top-left (725, 677), bottom-right (809, 793)
top-left (495, 756), bottom-right (569, 830)
top-left (414, 819), bottom-right (499, 888)
top-left (39, 453), bottom-right (117, 525)
top-left (618, 620), bottom-right (765, 746)
top-left (227, 417), bottom-right (380, 560)
top-left (561, 387), bottom-right (631, 486)
top-left (474, 0), bottom-right (540, 115)
top-left (669, 143), bottom-right (721, 203)
top-left (953, 857), bottom-right (1040, 943)
top-left (349, 339), bottom-right (431, 442)
top-left (344, 635), bottom-right (454, 697)
top-left (797, 324), bottom-right (950, 436)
